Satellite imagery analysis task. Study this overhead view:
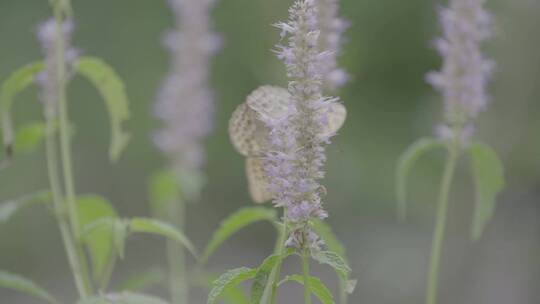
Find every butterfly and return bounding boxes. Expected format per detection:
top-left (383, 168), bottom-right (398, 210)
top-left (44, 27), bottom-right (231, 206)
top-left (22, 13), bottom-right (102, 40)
top-left (229, 85), bottom-right (347, 203)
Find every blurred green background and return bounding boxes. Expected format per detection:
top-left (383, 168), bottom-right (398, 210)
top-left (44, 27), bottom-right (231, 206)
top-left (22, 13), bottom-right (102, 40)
top-left (1, 0), bottom-right (539, 303)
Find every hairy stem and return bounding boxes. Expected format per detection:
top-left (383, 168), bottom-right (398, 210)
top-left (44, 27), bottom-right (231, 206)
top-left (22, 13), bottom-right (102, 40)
top-left (166, 198), bottom-right (188, 304)
top-left (301, 248), bottom-right (312, 304)
top-left (425, 144), bottom-right (460, 304)
top-left (53, 4), bottom-right (93, 298)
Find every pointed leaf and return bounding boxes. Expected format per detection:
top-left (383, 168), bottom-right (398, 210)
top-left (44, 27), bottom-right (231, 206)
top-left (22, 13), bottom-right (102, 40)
top-left (250, 254), bottom-right (281, 304)
top-left (14, 122), bottom-right (47, 154)
top-left (0, 62), bottom-right (45, 161)
top-left (312, 251), bottom-right (351, 281)
top-left (74, 57), bottom-right (130, 161)
top-left (396, 137), bottom-right (444, 219)
top-left (129, 218), bottom-right (197, 258)
top-left (0, 270), bottom-right (59, 304)
top-left (468, 142), bottom-right (505, 240)
top-left (208, 267), bottom-right (257, 304)
top-left (0, 190), bottom-right (52, 223)
top-left (78, 292), bottom-right (168, 304)
top-left (77, 195), bottom-right (119, 285)
top-left (281, 275), bottom-right (334, 304)
top-left (202, 207), bottom-right (278, 264)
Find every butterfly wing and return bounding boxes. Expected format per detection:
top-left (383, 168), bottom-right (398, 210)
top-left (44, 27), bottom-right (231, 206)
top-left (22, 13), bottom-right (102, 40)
top-left (228, 102), bottom-right (262, 156)
top-left (321, 102), bottom-right (347, 136)
top-left (245, 157), bottom-right (273, 204)
top-left (246, 85), bottom-right (291, 123)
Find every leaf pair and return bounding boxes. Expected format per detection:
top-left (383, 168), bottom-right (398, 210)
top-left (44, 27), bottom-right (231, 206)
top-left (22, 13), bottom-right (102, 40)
top-left (228, 85), bottom-right (347, 203)
top-left (396, 137), bottom-right (505, 240)
top-left (0, 57), bottom-right (130, 167)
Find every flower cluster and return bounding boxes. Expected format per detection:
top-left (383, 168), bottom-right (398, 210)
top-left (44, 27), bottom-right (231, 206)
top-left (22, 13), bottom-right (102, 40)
top-left (36, 18), bottom-right (79, 112)
top-left (315, 0), bottom-right (349, 89)
top-left (426, 0), bottom-right (494, 141)
top-left (154, 0), bottom-right (221, 173)
top-left (264, 0), bottom-right (341, 250)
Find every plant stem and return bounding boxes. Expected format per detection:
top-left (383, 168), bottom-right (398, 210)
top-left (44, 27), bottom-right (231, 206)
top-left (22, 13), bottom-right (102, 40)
top-left (52, 4), bottom-right (93, 298)
top-left (166, 198), bottom-right (188, 304)
top-left (425, 144), bottom-right (460, 304)
top-left (259, 220), bottom-right (287, 304)
top-left (301, 248), bottom-right (312, 304)
top-left (45, 113), bottom-right (89, 298)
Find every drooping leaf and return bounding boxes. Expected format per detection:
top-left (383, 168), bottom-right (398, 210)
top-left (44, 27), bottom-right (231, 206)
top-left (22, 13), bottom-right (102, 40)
top-left (0, 62), bottom-right (45, 161)
top-left (396, 137), bottom-right (444, 219)
top-left (468, 142), bottom-right (505, 240)
top-left (0, 190), bottom-right (51, 223)
top-left (201, 207), bottom-right (278, 263)
top-left (78, 292), bottom-right (168, 304)
top-left (74, 57), bottom-right (130, 161)
top-left (0, 270), bottom-right (59, 304)
top-left (116, 267), bottom-right (165, 292)
top-left (129, 218), bottom-right (197, 258)
top-left (280, 275), bottom-right (334, 304)
top-left (250, 254), bottom-right (281, 304)
top-left (77, 195), bottom-right (119, 285)
top-left (208, 267), bottom-right (257, 304)
top-left (148, 170), bottom-right (180, 216)
top-left (14, 122), bottom-right (47, 154)
top-left (311, 251), bottom-right (351, 282)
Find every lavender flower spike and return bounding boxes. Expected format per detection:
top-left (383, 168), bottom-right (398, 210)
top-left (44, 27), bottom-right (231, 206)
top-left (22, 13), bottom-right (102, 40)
top-left (265, 0), bottom-right (344, 250)
top-left (154, 0), bottom-right (221, 173)
top-left (315, 0), bottom-right (349, 89)
top-left (36, 18), bottom-right (79, 111)
top-left (426, 0), bottom-right (494, 141)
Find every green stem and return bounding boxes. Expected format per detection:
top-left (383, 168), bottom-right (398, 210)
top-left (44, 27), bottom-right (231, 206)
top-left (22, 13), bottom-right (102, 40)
top-left (52, 4), bottom-right (93, 298)
top-left (44, 112), bottom-right (89, 298)
top-left (259, 220), bottom-right (287, 304)
top-left (301, 249), bottom-right (312, 304)
top-left (166, 198), bottom-right (188, 304)
top-left (425, 144), bottom-right (460, 304)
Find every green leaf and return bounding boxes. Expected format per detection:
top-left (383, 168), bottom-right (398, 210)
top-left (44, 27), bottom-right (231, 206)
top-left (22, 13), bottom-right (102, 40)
top-left (208, 267), bottom-right (257, 304)
top-left (74, 57), bottom-right (130, 161)
top-left (468, 142), bottom-right (505, 240)
top-left (116, 267), bottom-right (165, 292)
top-left (250, 254), bottom-right (281, 304)
top-left (312, 251), bottom-right (351, 281)
top-left (280, 275), bottom-right (334, 304)
top-left (201, 207), bottom-right (278, 263)
top-left (0, 270), bottom-right (59, 304)
top-left (78, 292), bottom-right (168, 304)
top-left (223, 286), bottom-right (250, 304)
top-left (129, 218), bottom-right (197, 258)
top-left (77, 195), bottom-right (119, 285)
top-left (396, 137), bottom-right (444, 219)
top-left (148, 170), bottom-right (181, 216)
top-left (0, 62), bottom-right (45, 161)
top-left (0, 190), bottom-right (51, 223)
top-left (14, 122), bottom-right (46, 153)
top-left (312, 220), bottom-right (356, 299)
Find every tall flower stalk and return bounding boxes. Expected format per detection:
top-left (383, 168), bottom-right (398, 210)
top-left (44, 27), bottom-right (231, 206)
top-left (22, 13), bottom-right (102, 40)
top-left (153, 0), bottom-right (221, 303)
top-left (416, 1), bottom-right (496, 304)
top-left (38, 1), bottom-right (93, 298)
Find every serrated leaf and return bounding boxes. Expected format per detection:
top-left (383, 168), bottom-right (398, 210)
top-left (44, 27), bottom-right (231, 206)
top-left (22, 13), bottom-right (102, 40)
top-left (0, 190), bottom-right (51, 223)
top-left (250, 254), bottom-right (281, 304)
top-left (281, 275), bottom-right (334, 304)
top-left (14, 122), bottom-right (47, 154)
top-left (208, 267), bottom-right (257, 304)
top-left (148, 170), bottom-right (180, 217)
top-left (468, 142), bottom-right (505, 240)
top-left (396, 137), bottom-right (444, 219)
top-left (74, 57), bottom-right (130, 161)
top-left (201, 207), bottom-right (278, 264)
top-left (78, 292), bottom-right (169, 304)
top-left (129, 218), bottom-right (197, 258)
top-left (312, 251), bottom-right (351, 281)
top-left (0, 62), bottom-right (45, 161)
top-left (0, 270), bottom-right (59, 304)
top-left (116, 267), bottom-right (165, 292)
top-left (77, 195), bottom-right (119, 286)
